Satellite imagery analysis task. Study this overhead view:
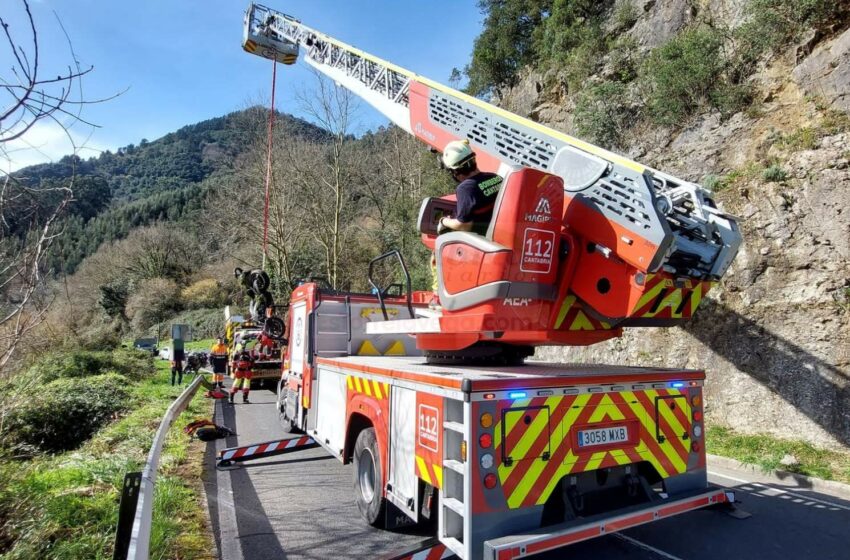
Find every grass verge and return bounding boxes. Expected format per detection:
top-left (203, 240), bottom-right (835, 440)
top-left (159, 338), bottom-right (215, 352)
top-left (707, 426), bottom-right (850, 484)
top-left (0, 360), bottom-right (214, 559)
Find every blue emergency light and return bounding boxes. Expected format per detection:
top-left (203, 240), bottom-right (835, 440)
top-left (508, 391), bottom-right (527, 399)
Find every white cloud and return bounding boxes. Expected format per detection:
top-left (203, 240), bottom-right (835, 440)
top-left (1, 120), bottom-right (114, 173)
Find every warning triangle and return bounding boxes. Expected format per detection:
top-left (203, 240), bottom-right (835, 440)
top-left (356, 340), bottom-right (381, 356)
top-left (383, 340), bottom-right (406, 356)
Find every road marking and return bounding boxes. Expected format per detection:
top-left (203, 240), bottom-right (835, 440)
top-left (709, 471), bottom-right (850, 511)
top-left (216, 400), bottom-right (244, 560)
top-left (614, 533), bottom-right (685, 560)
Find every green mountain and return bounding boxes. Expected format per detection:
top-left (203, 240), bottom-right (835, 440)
top-left (11, 108), bottom-right (327, 275)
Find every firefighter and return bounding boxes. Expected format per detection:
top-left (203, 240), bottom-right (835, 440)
top-left (256, 333), bottom-right (277, 359)
top-left (438, 139), bottom-right (503, 234)
top-left (210, 337), bottom-right (229, 390)
top-left (229, 343), bottom-right (255, 404)
top-left (430, 139), bottom-right (503, 307)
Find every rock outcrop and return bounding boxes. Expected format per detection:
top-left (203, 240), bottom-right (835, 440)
top-left (793, 27), bottom-right (850, 114)
top-left (497, 9), bottom-right (850, 450)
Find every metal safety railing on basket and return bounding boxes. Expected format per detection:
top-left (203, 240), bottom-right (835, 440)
top-left (113, 375), bottom-right (205, 560)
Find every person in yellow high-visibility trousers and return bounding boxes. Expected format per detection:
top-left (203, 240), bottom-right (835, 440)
top-left (210, 337), bottom-right (228, 390)
top-left (229, 344), bottom-right (255, 404)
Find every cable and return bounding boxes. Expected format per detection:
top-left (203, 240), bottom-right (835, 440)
top-left (262, 58), bottom-right (277, 270)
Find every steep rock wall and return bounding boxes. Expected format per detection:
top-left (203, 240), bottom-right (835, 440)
top-left (498, 20), bottom-right (850, 450)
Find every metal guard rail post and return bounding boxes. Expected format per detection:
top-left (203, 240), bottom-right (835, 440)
top-left (126, 374), bottom-right (205, 560)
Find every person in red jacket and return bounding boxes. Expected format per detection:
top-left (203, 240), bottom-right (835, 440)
top-left (229, 346), bottom-right (255, 404)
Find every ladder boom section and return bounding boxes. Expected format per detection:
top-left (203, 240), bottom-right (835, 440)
top-left (244, 3), bottom-right (741, 282)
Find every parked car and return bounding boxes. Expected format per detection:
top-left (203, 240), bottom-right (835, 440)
top-left (133, 338), bottom-right (158, 356)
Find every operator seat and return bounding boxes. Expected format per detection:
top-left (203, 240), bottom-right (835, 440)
top-left (435, 167), bottom-right (564, 311)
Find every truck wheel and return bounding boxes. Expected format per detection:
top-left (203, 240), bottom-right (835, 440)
top-left (264, 316), bottom-right (286, 339)
top-left (353, 427), bottom-right (385, 527)
top-left (277, 386), bottom-right (293, 430)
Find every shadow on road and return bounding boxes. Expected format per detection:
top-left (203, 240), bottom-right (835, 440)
top-left (237, 454), bottom-right (335, 469)
top-left (204, 397), bottom-right (290, 559)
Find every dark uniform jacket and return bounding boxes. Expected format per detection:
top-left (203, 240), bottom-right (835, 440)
top-left (455, 172), bottom-right (503, 235)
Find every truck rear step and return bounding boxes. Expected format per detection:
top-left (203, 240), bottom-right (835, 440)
top-left (482, 487), bottom-right (734, 560)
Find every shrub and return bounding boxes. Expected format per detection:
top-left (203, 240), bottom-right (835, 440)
top-left (709, 82), bottom-right (753, 118)
top-left (149, 307), bottom-right (223, 340)
top-left (4, 374), bottom-right (131, 453)
top-left (780, 127), bottom-right (819, 151)
top-left (820, 109), bottom-right (850, 136)
top-left (181, 278), bottom-right (226, 309)
top-left (77, 319), bottom-right (124, 351)
top-left (562, 28), bottom-right (608, 92)
top-left (613, 0), bottom-right (638, 31)
top-left (126, 277), bottom-right (181, 333)
top-left (735, 0), bottom-right (847, 64)
top-left (21, 347), bottom-right (154, 385)
top-left (574, 81), bottom-right (634, 148)
top-left (608, 36), bottom-right (640, 83)
top-left (762, 164), bottom-right (788, 182)
top-left (702, 174), bottom-right (721, 191)
top-left (640, 26), bottom-right (727, 125)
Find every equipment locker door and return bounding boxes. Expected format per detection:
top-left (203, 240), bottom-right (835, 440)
top-left (388, 386), bottom-right (418, 521)
top-left (315, 367), bottom-right (347, 456)
top-left (290, 302), bottom-right (308, 374)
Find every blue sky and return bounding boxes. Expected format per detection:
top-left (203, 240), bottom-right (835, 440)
top-left (3, 0), bottom-right (483, 170)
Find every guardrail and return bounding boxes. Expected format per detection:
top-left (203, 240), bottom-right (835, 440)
top-left (114, 375), bottom-right (205, 560)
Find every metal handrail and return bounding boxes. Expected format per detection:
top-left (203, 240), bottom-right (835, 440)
top-left (367, 249), bottom-right (414, 320)
top-left (125, 375), bottom-right (205, 560)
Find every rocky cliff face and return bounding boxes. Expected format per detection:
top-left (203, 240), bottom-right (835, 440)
top-left (500, 8), bottom-right (850, 450)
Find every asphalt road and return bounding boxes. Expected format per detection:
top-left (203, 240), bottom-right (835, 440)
top-left (204, 386), bottom-right (850, 560)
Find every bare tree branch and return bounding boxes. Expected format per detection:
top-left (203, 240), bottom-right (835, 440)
top-left (0, 0), bottom-right (114, 372)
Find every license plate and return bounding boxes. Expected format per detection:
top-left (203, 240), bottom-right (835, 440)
top-left (578, 426), bottom-right (629, 448)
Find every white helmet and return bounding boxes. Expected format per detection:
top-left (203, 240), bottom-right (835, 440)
top-left (441, 139), bottom-right (475, 170)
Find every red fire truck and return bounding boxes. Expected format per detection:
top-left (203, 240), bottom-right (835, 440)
top-left (274, 278), bottom-right (729, 560)
top-left (232, 4), bottom-right (742, 558)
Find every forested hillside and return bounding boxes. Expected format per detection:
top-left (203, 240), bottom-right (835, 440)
top-left (0, 80), bottom-right (453, 359)
top-left (9, 108), bottom-right (328, 274)
top-left (17, 108), bottom-right (328, 201)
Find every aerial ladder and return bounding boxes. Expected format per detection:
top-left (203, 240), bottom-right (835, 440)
top-left (242, 3), bottom-right (742, 363)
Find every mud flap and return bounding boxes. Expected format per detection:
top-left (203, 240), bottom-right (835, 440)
top-left (379, 538), bottom-right (455, 560)
top-left (384, 500), bottom-right (418, 530)
top-left (710, 490), bottom-right (752, 519)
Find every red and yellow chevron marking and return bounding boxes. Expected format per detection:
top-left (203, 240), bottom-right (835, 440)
top-left (493, 389), bottom-right (692, 509)
top-left (415, 455), bottom-right (443, 489)
top-left (346, 375), bottom-right (390, 400)
top-left (631, 274), bottom-right (714, 319)
top-left (243, 40), bottom-right (257, 53)
top-left (553, 295), bottom-right (611, 331)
